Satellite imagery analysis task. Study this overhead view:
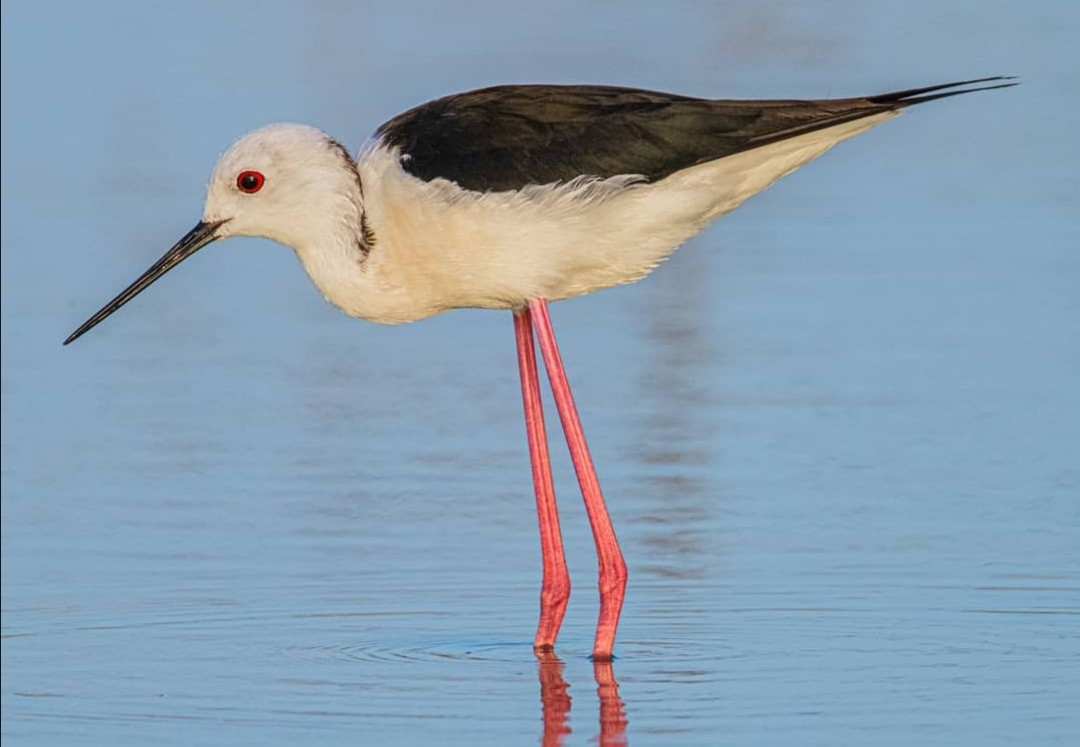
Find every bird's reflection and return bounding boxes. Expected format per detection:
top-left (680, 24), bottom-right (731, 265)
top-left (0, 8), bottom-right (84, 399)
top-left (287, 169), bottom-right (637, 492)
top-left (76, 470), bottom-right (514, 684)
top-left (536, 651), bottom-right (627, 746)
top-left (594, 660), bottom-right (628, 745)
top-left (537, 651), bottom-right (572, 746)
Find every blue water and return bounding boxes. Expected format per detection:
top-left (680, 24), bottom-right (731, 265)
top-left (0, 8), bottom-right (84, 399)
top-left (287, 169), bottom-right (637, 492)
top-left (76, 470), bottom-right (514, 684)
top-left (3, 1), bottom-right (1078, 745)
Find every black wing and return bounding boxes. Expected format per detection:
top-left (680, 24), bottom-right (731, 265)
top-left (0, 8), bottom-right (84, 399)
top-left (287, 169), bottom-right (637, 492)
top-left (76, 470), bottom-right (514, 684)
top-left (375, 78), bottom-right (1015, 193)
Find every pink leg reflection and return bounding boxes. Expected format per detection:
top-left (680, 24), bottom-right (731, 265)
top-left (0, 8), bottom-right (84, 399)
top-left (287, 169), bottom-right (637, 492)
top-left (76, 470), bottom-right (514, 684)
top-left (594, 660), bottom-right (628, 746)
top-left (536, 650), bottom-right (572, 747)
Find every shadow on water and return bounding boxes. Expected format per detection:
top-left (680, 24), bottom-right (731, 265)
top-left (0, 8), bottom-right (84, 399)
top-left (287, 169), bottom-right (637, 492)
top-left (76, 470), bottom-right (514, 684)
top-left (537, 652), bottom-right (627, 747)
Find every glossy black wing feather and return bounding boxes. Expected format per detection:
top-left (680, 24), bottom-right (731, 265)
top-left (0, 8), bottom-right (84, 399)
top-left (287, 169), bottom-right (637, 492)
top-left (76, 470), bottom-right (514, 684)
top-left (377, 85), bottom-right (774, 191)
top-left (375, 79), bottom-right (1015, 192)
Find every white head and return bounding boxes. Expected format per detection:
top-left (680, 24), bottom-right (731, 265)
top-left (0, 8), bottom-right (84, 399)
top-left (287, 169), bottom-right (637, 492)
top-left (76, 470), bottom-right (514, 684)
top-left (205, 124), bottom-right (365, 249)
top-left (65, 124), bottom-right (367, 344)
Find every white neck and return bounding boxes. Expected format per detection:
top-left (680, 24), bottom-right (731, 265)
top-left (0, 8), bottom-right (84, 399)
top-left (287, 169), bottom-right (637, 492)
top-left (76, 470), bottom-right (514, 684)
top-left (280, 164), bottom-right (421, 324)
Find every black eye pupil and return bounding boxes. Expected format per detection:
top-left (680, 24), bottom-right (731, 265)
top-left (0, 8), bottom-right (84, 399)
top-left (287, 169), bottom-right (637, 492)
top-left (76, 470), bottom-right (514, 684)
top-left (236, 170), bottom-right (265, 193)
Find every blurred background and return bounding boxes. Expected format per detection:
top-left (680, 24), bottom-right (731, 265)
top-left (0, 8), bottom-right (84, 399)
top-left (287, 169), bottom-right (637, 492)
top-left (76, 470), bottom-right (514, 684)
top-left (2, 2), bottom-right (1078, 745)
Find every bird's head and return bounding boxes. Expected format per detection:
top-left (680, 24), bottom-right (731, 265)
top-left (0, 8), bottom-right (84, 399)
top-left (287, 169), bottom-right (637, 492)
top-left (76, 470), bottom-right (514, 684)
top-left (64, 124), bottom-right (364, 345)
top-left (206, 124), bottom-right (363, 246)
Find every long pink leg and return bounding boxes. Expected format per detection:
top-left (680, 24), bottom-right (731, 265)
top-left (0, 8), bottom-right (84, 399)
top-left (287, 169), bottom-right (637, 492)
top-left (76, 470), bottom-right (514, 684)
top-left (514, 308), bottom-right (571, 651)
top-left (529, 298), bottom-right (628, 661)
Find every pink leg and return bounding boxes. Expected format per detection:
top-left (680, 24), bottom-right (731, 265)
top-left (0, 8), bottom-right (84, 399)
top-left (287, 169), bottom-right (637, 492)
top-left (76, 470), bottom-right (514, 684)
top-left (514, 308), bottom-right (571, 651)
top-left (529, 298), bottom-right (628, 661)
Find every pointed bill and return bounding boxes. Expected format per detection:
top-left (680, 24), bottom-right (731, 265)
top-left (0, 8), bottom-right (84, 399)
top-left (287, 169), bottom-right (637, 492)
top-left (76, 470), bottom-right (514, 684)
top-left (63, 220), bottom-right (225, 345)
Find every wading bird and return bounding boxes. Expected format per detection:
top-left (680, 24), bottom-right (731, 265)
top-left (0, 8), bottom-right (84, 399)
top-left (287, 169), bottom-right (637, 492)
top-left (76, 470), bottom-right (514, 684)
top-left (65, 77), bottom-right (1014, 660)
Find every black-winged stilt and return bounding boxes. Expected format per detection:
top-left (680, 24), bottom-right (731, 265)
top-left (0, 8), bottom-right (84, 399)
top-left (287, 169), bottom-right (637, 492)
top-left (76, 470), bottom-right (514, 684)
top-left (64, 76), bottom-right (1015, 660)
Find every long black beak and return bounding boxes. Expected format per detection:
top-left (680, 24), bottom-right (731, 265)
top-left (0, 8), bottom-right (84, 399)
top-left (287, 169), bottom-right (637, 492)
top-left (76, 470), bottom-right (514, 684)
top-left (63, 220), bottom-right (224, 345)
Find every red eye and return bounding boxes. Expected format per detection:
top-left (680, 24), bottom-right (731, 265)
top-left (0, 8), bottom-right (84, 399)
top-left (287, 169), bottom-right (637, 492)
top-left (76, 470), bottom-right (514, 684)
top-left (236, 170), bottom-right (265, 193)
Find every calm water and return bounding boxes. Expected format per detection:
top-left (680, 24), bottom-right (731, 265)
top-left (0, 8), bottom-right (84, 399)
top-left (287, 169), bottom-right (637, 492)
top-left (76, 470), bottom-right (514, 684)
top-left (3, 2), bottom-right (1078, 745)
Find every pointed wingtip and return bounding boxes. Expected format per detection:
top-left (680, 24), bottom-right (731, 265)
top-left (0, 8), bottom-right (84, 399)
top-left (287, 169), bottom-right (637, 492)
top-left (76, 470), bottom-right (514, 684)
top-left (869, 76), bottom-right (1020, 107)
